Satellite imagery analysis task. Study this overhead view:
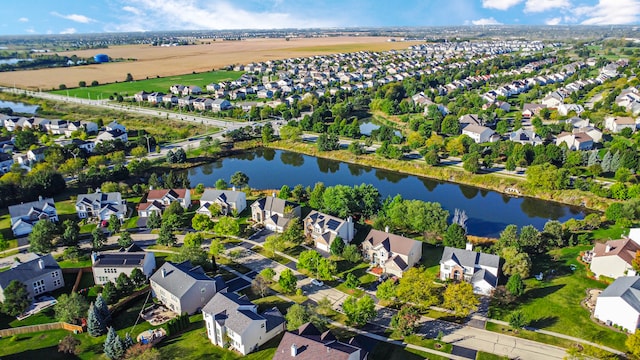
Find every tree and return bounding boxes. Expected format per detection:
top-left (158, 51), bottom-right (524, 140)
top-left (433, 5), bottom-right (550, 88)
top-left (191, 213), bottom-right (214, 231)
top-left (285, 303), bottom-right (309, 330)
top-left (92, 227), bottom-right (107, 250)
top-left (209, 239), bottom-right (225, 256)
top-left (124, 344), bottom-right (161, 360)
top-left (54, 292), bottom-right (89, 324)
top-left (126, 73), bottom-right (134, 82)
top-left (0, 234), bottom-right (7, 252)
top-left (162, 202), bottom-right (185, 226)
top-left (316, 258), bottom-right (337, 280)
top-left (508, 310), bottom-right (528, 329)
top-left (183, 232), bottom-right (204, 248)
top-left (519, 225), bottom-right (542, 252)
top-left (116, 273), bottom-right (134, 296)
top-left (506, 274), bottom-right (525, 297)
top-left (130, 268), bottom-right (147, 288)
top-left (87, 303), bottom-right (106, 336)
top-left (424, 149), bottom-right (439, 166)
top-left (1, 280), bottom-right (31, 316)
top-left (330, 237), bottom-right (345, 256)
top-left (215, 178), bottom-right (228, 189)
top-left (376, 279), bottom-right (397, 302)
top-left (442, 282), bottom-right (479, 317)
top-left (342, 295), bottom-right (376, 326)
top-left (501, 247), bottom-right (532, 279)
top-left (102, 281), bottom-right (118, 305)
top-left (262, 123), bottom-right (275, 143)
top-left (61, 219), bottom-right (80, 246)
top-left (463, 153), bottom-right (480, 173)
top-left (29, 220), bottom-right (58, 254)
top-left (281, 219), bottom-right (304, 245)
top-left (213, 216), bottom-right (240, 236)
top-left (157, 223), bottom-right (177, 246)
top-left (58, 335), bottom-right (81, 355)
top-left (344, 273), bottom-right (360, 289)
top-left (147, 212), bottom-right (161, 229)
top-left (260, 268), bottom-right (276, 282)
top-left (278, 185), bottom-right (291, 199)
top-left (95, 293), bottom-right (112, 325)
top-left (230, 171), bottom-right (249, 188)
top-left (443, 223), bottom-right (467, 248)
top-left (627, 331), bottom-right (640, 358)
top-left (118, 231), bottom-right (133, 248)
top-left (395, 268), bottom-right (438, 310)
top-left (391, 305), bottom-right (421, 337)
top-left (342, 244), bottom-right (362, 263)
top-left (104, 326), bottom-right (126, 360)
top-left (297, 249), bottom-right (323, 273)
top-left (278, 269), bottom-right (297, 294)
top-left (498, 224), bottom-right (519, 249)
top-left (251, 275), bottom-right (271, 298)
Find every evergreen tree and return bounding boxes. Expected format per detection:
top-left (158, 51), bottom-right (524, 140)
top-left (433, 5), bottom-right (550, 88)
top-left (102, 281), bottom-right (118, 305)
top-left (587, 150), bottom-right (599, 167)
top-left (601, 150), bottom-right (613, 173)
top-left (330, 237), bottom-right (345, 256)
top-left (610, 151), bottom-right (621, 173)
top-left (147, 211), bottom-right (162, 229)
top-left (443, 223), bottom-right (467, 249)
top-left (87, 303), bottom-right (106, 336)
top-left (103, 326), bottom-right (126, 360)
top-left (95, 294), bottom-right (112, 325)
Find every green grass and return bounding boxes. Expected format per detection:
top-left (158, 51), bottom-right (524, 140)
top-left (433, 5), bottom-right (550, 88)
top-left (488, 245), bottom-right (628, 351)
top-left (476, 351), bottom-right (509, 360)
top-left (591, 223), bottom-right (630, 241)
top-left (252, 246), bottom-right (290, 265)
top-left (124, 217), bottom-right (139, 229)
top-left (369, 341), bottom-right (447, 360)
top-left (50, 70), bottom-right (245, 99)
top-left (57, 258), bottom-right (93, 269)
top-left (420, 242), bottom-right (445, 278)
top-left (79, 223), bottom-right (97, 234)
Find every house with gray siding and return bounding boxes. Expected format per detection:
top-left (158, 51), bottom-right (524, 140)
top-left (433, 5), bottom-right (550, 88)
top-left (0, 254), bottom-right (64, 303)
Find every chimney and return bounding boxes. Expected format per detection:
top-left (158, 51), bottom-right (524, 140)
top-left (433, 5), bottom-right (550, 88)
top-left (162, 268), bottom-right (167, 278)
top-left (605, 244), bottom-right (611, 253)
top-left (465, 242), bottom-right (473, 251)
top-left (291, 343), bottom-right (297, 357)
top-left (91, 252), bottom-right (98, 264)
top-left (38, 195), bottom-right (43, 202)
top-left (384, 226), bottom-right (389, 233)
top-left (232, 186), bottom-right (236, 192)
top-left (38, 259), bottom-right (44, 270)
top-left (272, 192), bottom-right (276, 198)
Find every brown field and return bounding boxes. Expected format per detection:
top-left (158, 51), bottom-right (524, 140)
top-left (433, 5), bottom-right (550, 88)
top-left (1, 36), bottom-right (420, 90)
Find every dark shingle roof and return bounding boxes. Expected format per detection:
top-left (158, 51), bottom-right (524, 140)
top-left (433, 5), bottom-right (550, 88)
top-left (441, 247), bottom-right (500, 269)
top-left (0, 254), bottom-right (60, 289)
top-left (150, 261), bottom-right (225, 298)
top-left (599, 276), bottom-right (640, 313)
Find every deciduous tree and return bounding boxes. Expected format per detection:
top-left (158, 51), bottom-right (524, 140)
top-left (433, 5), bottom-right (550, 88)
top-left (29, 220), bottom-right (58, 253)
top-left (278, 269), bottom-right (297, 294)
top-left (442, 282), bottom-right (478, 317)
top-left (342, 295), bottom-right (376, 327)
top-left (506, 274), bottom-right (525, 297)
top-left (213, 216), bottom-right (240, 236)
top-left (396, 268), bottom-right (438, 310)
top-left (54, 292), bottom-right (89, 324)
top-left (118, 231), bottom-right (133, 248)
top-left (1, 280), bottom-right (31, 316)
top-left (376, 279), bottom-right (397, 302)
top-left (391, 305), bottom-right (421, 337)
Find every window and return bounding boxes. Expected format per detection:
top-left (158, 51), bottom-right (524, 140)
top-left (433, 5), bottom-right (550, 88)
top-left (53, 279), bottom-right (62, 287)
top-left (51, 271), bottom-right (59, 278)
top-left (33, 279), bottom-right (45, 295)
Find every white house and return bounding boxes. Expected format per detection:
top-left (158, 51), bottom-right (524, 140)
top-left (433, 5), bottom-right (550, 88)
top-left (8, 197), bottom-right (58, 237)
top-left (27, 147), bottom-right (47, 163)
top-left (462, 124), bottom-right (496, 144)
top-left (150, 261), bottom-right (227, 315)
top-left (92, 244), bottom-right (156, 285)
top-left (590, 239), bottom-right (640, 279)
top-left (251, 197), bottom-right (301, 233)
top-left (211, 99), bottom-right (232, 112)
top-left (75, 191), bottom-right (127, 223)
top-left (594, 276), bottom-right (640, 332)
top-left (0, 152), bottom-right (14, 174)
top-left (604, 117), bottom-right (637, 133)
top-left (0, 254), bottom-right (64, 302)
top-left (196, 189), bottom-right (247, 217)
top-left (303, 211), bottom-right (355, 252)
top-left (362, 228), bottom-right (422, 278)
top-left (440, 245), bottom-right (501, 295)
top-left (555, 132), bottom-right (594, 151)
top-left (95, 129), bottom-right (128, 143)
top-left (138, 189), bottom-right (191, 217)
top-left (509, 129), bottom-right (544, 146)
top-left (202, 292), bottom-right (285, 355)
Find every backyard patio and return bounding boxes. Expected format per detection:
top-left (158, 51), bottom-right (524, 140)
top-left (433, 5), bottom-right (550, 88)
top-left (140, 304), bottom-right (177, 326)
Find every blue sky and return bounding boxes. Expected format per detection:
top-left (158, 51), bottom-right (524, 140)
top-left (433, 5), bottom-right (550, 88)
top-left (1, 0), bottom-right (639, 36)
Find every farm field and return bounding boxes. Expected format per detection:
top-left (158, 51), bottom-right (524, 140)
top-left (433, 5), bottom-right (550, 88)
top-left (49, 70), bottom-right (244, 99)
top-left (0, 36), bottom-right (419, 90)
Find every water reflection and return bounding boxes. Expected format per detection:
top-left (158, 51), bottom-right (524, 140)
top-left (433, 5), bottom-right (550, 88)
top-left (281, 152), bottom-right (304, 167)
top-left (374, 169), bottom-right (407, 183)
top-left (0, 100), bottom-right (39, 114)
top-left (459, 186), bottom-right (479, 200)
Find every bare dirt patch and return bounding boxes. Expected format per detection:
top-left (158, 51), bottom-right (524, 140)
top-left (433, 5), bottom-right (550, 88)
top-left (2, 37), bottom-right (419, 90)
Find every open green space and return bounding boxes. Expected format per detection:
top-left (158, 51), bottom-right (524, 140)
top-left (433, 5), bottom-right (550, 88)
top-left (49, 70), bottom-right (244, 99)
top-left (476, 351), bottom-right (509, 360)
top-left (488, 246), bottom-right (627, 351)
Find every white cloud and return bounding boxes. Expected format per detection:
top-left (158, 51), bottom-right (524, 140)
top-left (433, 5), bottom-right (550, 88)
top-left (471, 17), bottom-right (503, 25)
top-left (18, 17), bottom-right (29, 23)
top-left (524, 0), bottom-right (571, 13)
top-left (25, 28), bottom-right (35, 33)
top-left (60, 28), bottom-right (77, 34)
top-left (577, 0), bottom-right (640, 25)
top-left (105, 0), bottom-right (336, 32)
top-left (545, 17), bottom-right (562, 25)
top-left (122, 6), bottom-right (142, 15)
top-left (481, 0), bottom-right (523, 10)
top-left (51, 12), bottom-right (96, 24)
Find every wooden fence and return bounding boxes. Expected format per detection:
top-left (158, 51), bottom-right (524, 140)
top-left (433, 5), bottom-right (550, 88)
top-left (0, 322), bottom-right (83, 337)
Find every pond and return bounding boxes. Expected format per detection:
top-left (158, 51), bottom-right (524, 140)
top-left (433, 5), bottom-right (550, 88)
top-left (0, 58), bottom-right (33, 65)
top-left (359, 120), bottom-right (401, 137)
top-left (0, 100), bottom-right (39, 114)
top-left (187, 148), bottom-right (587, 237)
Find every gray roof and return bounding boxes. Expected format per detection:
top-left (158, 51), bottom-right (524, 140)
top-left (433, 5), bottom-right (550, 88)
top-left (92, 248), bottom-right (148, 268)
top-left (150, 261), bottom-right (226, 299)
top-left (76, 192), bottom-right (122, 206)
top-left (200, 189), bottom-right (243, 204)
top-left (8, 198), bottom-right (55, 219)
top-left (471, 268), bottom-right (498, 288)
top-left (440, 247), bottom-right (500, 269)
top-left (0, 254), bottom-right (60, 289)
top-left (252, 196), bottom-right (299, 215)
top-left (599, 276), bottom-right (640, 313)
top-left (202, 292), bottom-right (284, 335)
top-left (305, 210), bottom-right (346, 232)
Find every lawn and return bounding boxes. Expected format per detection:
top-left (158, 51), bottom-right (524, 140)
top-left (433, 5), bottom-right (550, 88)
top-left (50, 70), bottom-right (244, 99)
top-left (369, 341), bottom-right (447, 360)
top-left (420, 242), bottom-right (445, 278)
top-left (476, 351), bottom-right (509, 360)
top-left (488, 245), bottom-right (628, 351)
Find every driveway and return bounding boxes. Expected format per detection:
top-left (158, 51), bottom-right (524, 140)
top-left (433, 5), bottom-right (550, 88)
top-left (248, 229), bottom-right (273, 244)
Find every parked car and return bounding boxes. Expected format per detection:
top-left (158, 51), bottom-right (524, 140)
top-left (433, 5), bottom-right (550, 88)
top-left (311, 279), bottom-right (324, 287)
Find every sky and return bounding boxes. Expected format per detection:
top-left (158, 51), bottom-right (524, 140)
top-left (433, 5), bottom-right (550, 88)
top-left (1, 0), bottom-right (639, 36)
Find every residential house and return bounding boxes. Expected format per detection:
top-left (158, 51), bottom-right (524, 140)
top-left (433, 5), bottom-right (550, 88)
top-left (211, 99), bottom-right (232, 112)
top-left (555, 132), bottom-right (594, 151)
top-left (541, 92), bottom-right (564, 108)
top-left (594, 276), bottom-right (640, 332)
top-left (137, 189), bottom-right (191, 217)
top-left (27, 147), bottom-right (47, 163)
top-left (303, 211), bottom-right (355, 252)
top-left (182, 86), bottom-right (202, 95)
top-left (95, 129), bottom-right (128, 143)
top-left (604, 117), bottom-right (637, 133)
top-left (459, 114), bottom-right (482, 128)
top-left (273, 322), bottom-right (369, 360)
top-left (0, 254), bottom-right (64, 302)
top-left (162, 94), bottom-right (179, 105)
top-left (462, 124), bottom-right (496, 144)
top-left (202, 292), bottom-right (285, 355)
top-left (362, 228), bottom-right (422, 278)
top-left (150, 261), bottom-right (227, 315)
top-left (75, 191), bottom-right (127, 223)
top-left (65, 121), bottom-right (98, 136)
top-left (105, 120), bottom-right (126, 133)
top-left (134, 91), bottom-right (149, 102)
top-left (509, 128), bottom-right (544, 146)
top-left (46, 120), bottom-right (68, 135)
top-left (0, 152), bottom-right (14, 174)
top-left (69, 139), bottom-right (96, 154)
top-left (147, 92), bottom-right (165, 104)
top-left (91, 244), bottom-right (156, 285)
top-left (590, 239), bottom-right (640, 279)
top-left (196, 189), bottom-right (247, 217)
top-left (169, 85), bottom-right (185, 95)
top-left (193, 98), bottom-right (215, 111)
top-left (439, 245), bottom-right (501, 295)
top-left (8, 197), bottom-right (58, 237)
top-left (521, 103), bottom-right (546, 118)
top-left (251, 196), bottom-right (301, 233)
top-left (558, 103), bottom-right (585, 116)
top-left (22, 117), bottom-right (49, 131)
